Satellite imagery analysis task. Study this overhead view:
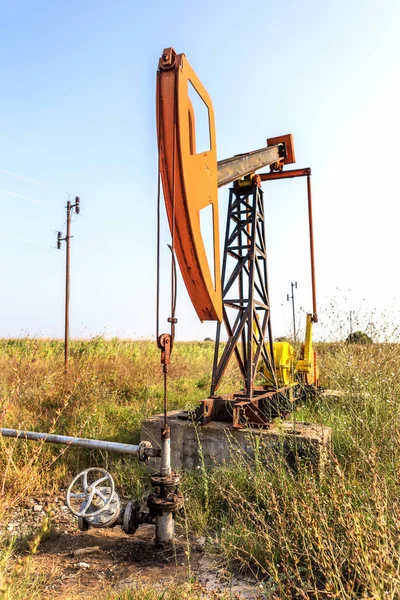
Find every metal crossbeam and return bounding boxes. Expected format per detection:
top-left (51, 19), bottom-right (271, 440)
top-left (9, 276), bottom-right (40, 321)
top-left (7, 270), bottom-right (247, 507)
top-left (217, 145), bottom-right (284, 187)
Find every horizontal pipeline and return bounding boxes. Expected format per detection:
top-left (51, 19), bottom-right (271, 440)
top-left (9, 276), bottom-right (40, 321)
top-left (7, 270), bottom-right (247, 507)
top-left (0, 428), bottom-right (160, 458)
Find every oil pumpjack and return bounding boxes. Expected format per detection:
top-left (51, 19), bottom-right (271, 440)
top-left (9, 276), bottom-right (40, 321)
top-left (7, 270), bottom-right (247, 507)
top-left (157, 47), bottom-right (319, 429)
top-left (0, 48), bottom-right (319, 545)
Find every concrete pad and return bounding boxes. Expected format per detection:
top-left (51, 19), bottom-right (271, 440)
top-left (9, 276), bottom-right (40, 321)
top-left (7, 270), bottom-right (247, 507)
top-left (141, 411), bottom-right (331, 474)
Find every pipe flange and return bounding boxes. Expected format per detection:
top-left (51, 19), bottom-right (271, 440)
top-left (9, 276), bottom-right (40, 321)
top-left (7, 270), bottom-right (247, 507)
top-left (150, 473), bottom-right (180, 488)
top-left (138, 440), bottom-right (152, 462)
top-left (122, 500), bottom-right (139, 535)
top-left (84, 491), bottom-right (121, 528)
top-left (147, 491), bottom-right (184, 516)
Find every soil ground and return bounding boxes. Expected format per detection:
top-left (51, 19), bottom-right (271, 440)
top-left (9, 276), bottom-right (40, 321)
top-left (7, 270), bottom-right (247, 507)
top-left (5, 493), bottom-right (263, 599)
top-left (34, 525), bottom-right (199, 599)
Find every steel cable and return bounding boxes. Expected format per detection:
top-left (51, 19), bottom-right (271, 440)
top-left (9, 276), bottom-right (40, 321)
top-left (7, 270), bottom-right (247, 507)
top-left (155, 65), bottom-right (179, 427)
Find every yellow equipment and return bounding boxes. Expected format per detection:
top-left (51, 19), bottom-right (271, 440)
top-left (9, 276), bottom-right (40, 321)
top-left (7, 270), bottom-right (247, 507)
top-left (260, 313), bottom-right (318, 388)
top-left (295, 313), bottom-right (319, 386)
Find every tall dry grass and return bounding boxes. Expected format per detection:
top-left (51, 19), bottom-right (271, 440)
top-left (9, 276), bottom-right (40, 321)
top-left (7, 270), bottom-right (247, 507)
top-left (1, 337), bottom-right (400, 597)
top-left (182, 341), bottom-right (400, 597)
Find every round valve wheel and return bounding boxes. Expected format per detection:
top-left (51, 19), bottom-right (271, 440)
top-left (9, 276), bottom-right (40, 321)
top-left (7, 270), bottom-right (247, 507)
top-left (66, 467), bottom-right (115, 518)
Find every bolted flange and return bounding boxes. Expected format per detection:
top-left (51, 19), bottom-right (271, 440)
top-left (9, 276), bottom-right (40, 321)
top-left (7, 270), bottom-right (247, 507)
top-left (84, 490), bottom-right (121, 528)
top-left (147, 490), bottom-right (184, 519)
top-left (122, 500), bottom-right (140, 535)
top-left (150, 473), bottom-right (180, 489)
top-left (122, 500), bottom-right (155, 534)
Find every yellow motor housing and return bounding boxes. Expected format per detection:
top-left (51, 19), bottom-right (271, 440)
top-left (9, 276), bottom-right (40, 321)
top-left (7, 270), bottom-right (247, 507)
top-left (260, 313), bottom-right (319, 387)
top-left (295, 313), bottom-right (319, 386)
top-left (262, 341), bottom-right (295, 387)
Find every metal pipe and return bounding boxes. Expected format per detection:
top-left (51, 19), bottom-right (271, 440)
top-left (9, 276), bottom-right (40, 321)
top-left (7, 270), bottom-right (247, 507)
top-left (160, 425), bottom-right (171, 477)
top-left (288, 282), bottom-right (297, 342)
top-left (259, 167), bottom-right (311, 181)
top-left (307, 174), bottom-right (318, 322)
top-left (260, 167), bottom-right (318, 323)
top-left (0, 428), bottom-right (145, 456)
top-left (155, 512), bottom-right (174, 546)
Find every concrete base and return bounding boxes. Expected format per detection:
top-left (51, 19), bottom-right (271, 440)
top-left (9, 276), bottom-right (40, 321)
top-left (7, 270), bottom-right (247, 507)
top-left (141, 411), bottom-right (331, 474)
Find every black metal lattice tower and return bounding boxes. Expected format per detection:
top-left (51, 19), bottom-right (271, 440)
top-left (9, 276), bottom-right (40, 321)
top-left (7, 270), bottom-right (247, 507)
top-left (210, 184), bottom-right (277, 400)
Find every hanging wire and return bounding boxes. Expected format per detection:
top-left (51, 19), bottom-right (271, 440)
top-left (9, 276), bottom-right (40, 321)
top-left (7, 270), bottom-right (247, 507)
top-left (0, 167), bottom-right (53, 188)
top-left (169, 79), bottom-right (177, 345)
top-left (155, 64), bottom-right (180, 428)
top-left (0, 232), bottom-right (52, 248)
top-left (167, 243), bottom-right (178, 337)
top-left (156, 69), bottom-right (162, 344)
top-left (0, 215), bottom-right (29, 224)
top-left (168, 244), bottom-right (177, 319)
top-left (155, 70), bottom-right (179, 346)
top-left (0, 167), bottom-right (72, 200)
top-left (155, 69), bottom-right (168, 427)
top-left (0, 188), bottom-right (50, 206)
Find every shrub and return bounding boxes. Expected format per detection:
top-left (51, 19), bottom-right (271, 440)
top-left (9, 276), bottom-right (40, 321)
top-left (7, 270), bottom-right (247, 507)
top-left (346, 331), bottom-right (372, 344)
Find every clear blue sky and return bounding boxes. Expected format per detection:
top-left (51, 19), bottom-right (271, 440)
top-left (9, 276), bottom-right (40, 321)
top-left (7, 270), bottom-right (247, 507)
top-left (0, 0), bottom-right (399, 341)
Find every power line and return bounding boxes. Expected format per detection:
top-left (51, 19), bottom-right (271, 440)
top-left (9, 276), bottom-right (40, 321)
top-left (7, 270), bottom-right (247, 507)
top-left (0, 167), bottom-right (52, 189)
top-left (0, 232), bottom-right (51, 248)
top-left (0, 215), bottom-right (29, 224)
top-left (287, 281), bottom-right (298, 341)
top-left (0, 187), bottom-right (50, 206)
top-left (0, 166), bottom-right (72, 201)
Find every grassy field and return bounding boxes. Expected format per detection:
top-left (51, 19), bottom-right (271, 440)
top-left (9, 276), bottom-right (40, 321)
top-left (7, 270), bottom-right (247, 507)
top-left (1, 337), bottom-right (400, 598)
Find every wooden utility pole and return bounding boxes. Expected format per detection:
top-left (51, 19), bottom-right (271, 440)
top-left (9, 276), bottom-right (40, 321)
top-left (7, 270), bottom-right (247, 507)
top-left (349, 309), bottom-right (354, 335)
top-left (287, 281), bottom-right (297, 342)
top-left (58, 197), bottom-right (80, 370)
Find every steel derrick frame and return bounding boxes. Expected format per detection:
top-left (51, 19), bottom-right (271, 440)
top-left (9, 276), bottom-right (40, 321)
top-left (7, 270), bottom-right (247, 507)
top-left (211, 184), bottom-right (277, 400)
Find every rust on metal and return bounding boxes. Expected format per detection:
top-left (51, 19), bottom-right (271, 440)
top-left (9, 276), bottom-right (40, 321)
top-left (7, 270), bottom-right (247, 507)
top-left (158, 333), bottom-right (172, 365)
top-left (157, 47), bottom-right (222, 322)
top-left (161, 424), bottom-right (170, 439)
top-left (147, 491), bottom-right (184, 515)
top-left (185, 385), bottom-right (295, 428)
top-left (266, 134), bottom-right (295, 166)
top-left (230, 385), bottom-right (295, 428)
top-left (157, 333), bottom-right (172, 426)
top-left (259, 167), bottom-right (311, 181)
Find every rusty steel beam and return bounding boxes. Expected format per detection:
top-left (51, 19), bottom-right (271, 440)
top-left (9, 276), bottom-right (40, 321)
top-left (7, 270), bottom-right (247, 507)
top-left (260, 167), bottom-right (317, 322)
top-left (307, 174), bottom-right (318, 322)
top-left (259, 167), bottom-right (311, 181)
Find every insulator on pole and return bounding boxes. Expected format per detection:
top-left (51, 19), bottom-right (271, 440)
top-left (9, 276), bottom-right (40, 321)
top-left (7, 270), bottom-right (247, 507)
top-left (75, 196), bottom-right (80, 214)
top-left (57, 231), bottom-right (62, 249)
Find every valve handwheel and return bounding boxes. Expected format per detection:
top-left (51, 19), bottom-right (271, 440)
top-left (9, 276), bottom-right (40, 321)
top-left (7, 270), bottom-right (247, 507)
top-left (66, 467), bottom-right (115, 518)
